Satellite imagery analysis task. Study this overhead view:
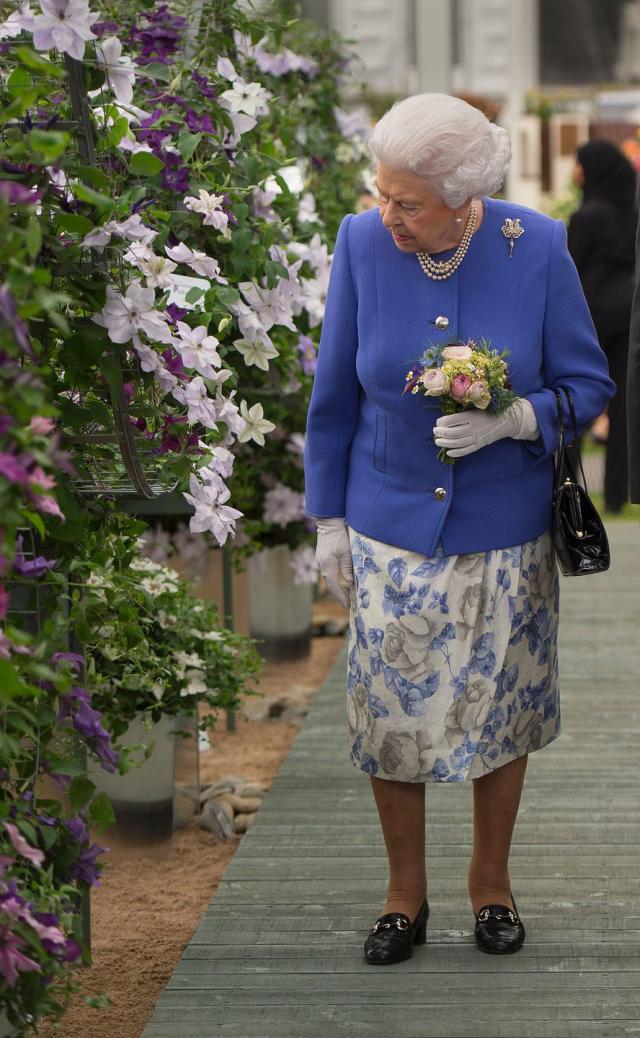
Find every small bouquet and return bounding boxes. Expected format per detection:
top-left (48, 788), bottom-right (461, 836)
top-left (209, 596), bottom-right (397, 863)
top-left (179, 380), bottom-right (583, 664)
top-left (403, 337), bottom-right (517, 463)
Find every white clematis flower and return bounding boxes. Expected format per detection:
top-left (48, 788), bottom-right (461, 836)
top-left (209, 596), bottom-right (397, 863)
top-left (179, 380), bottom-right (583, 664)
top-left (220, 79), bottom-right (271, 118)
top-left (95, 36), bottom-right (136, 105)
top-left (237, 400), bottom-right (276, 446)
top-left (93, 282), bottom-right (171, 345)
top-left (165, 243), bottom-right (227, 283)
top-left (0, 3), bottom-right (34, 38)
top-left (233, 337), bottom-right (279, 371)
top-left (183, 190), bottom-right (228, 232)
top-left (31, 0), bottom-right (95, 60)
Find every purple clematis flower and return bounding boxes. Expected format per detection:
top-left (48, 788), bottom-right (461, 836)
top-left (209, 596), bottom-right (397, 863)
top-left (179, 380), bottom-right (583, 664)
top-left (50, 651), bottom-right (84, 669)
top-left (0, 451), bottom-right (31, 485)
top-left (0, 285), bottom-right (35, 356)
top-left (165, 303), bottom-right (188, 324)
top-left (14, 534), bottom-right (57, 578)
top-left (0, 180), bottom-right (43, 205)
top-left (57, 688), bottom-right (120, 773)
top-left (185, 110), bottom-right (213, 134)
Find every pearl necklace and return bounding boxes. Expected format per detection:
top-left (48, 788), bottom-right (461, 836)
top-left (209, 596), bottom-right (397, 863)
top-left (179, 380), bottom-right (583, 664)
top-left (416, 200), bottom-right (478, 281)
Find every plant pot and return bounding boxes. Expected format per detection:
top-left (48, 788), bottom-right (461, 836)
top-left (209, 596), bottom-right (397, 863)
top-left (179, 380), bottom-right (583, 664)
top-left (246, 545), bottom-right (313, 661)
top-left (0, 1011), bottom-right (15, 1037)
top-left (87, 710), bottom-right (198, 844)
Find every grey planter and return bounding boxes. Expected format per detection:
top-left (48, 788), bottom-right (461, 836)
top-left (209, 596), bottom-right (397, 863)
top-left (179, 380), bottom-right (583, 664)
top-left (88, 711), bottom-right (199, 844)
top-left (246, 545), bottom-right (313, 661)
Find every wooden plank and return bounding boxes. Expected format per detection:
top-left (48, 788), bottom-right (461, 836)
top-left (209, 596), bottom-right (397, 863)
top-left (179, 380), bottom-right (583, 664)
top-left (141, 524), bottom-right (640, 1038)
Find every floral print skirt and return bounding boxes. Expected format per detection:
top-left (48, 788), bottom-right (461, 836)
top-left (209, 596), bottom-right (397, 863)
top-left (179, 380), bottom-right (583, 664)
top-left (346, 526), bottom-right (561, 783)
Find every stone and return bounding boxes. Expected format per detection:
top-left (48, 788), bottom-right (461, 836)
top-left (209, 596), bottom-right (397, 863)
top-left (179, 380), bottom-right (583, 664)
top-left (235, 783), bottom-right (268, 799)
top-left (197, 799), bottom-right (234, 840)
top-left (200, 779), bottom-right (234, 803)
top-left (223, 793), bottom-right (264, 814)
top-left (267, 696), bottom-right (290, 718)
top-left (325, 617), bottom-right (349, 636)
top-left (234, 812), bottom-right (256, 833)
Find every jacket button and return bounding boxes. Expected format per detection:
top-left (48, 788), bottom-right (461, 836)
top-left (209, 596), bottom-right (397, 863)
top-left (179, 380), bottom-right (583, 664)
top-left (434, 315), bottom-right (449, 329)
top-left (434, 487), bottom-right (447, 501)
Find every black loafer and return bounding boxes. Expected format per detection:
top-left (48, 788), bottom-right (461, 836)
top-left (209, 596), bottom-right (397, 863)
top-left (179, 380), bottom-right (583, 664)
top-left (474, 893), bottom-right (525, 954)
top-left (363, 898), bottom-right (429, 964)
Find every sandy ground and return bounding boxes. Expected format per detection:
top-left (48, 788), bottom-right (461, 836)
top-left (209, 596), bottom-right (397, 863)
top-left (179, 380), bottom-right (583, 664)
top-left (36, 594), bottom-right (348, 1038)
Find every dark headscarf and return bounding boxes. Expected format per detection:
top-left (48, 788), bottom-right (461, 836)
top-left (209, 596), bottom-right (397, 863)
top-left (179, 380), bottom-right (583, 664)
top-left (576, 140), bottom-right (637, 209)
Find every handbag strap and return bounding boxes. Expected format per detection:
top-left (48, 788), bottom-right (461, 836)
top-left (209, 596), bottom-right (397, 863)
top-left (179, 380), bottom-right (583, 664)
top-left (553, 386), bottom-right (589, 492)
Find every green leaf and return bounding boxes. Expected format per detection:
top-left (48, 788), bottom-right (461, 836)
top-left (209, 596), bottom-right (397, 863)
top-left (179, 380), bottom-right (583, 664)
top-left (68, 775), bottom-right (96, 813)
top-left (129, 152), bottom-right (165, 176)
top-left (48, 757), bottom-right (88, 778)
top-left (20, 509), bottom-right (46, 539)
top-left (142, 62), bottom-right (172, 83)
top-left (88, 791), bottom-right (116, 834)
top-left (55, 212), bottom-right (94, 235)
top-left (16, 46), bottom-right (62, 75)
top-left (107, 116), bottom-right (129, 148)
top-left (216, 286), bottom-right (241, 307)
top-left (72, 181), bottom-right (115, 212)
top-left (185, 287), bottom-right (205, 304)
top-left (25, 216), bottom-right (42, 258)
top-left (0, 660), bottom-right (27, 701)
top-left (7, 67), bottom-right (32, 96)
top-left (232, 228), bottom-right (253, 255)
top-left (99, 352), bottom-right (124, 398)
top-left (29, 129), bottom-right (70, 163)
top-left (177, 131), bottom-right (202, 162)
top-left (75, 165), bottom-right (112, 191)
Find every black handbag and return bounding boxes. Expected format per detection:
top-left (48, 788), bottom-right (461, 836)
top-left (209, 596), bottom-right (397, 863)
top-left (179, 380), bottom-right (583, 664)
top-left (551, 386), bottom-right (610, 576)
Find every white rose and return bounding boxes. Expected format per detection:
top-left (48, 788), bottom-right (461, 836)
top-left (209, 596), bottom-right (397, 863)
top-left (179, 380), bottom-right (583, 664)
top-left (442, 345), bottom-right (473, 361)
top-left (421, 367), bottom-right (449, 396)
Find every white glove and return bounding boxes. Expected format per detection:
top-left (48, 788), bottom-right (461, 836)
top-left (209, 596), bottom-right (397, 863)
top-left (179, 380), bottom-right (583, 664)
top-left (315, 517), bottom-right (354, 608)
top-left (433, 398), bottom-right (539, 458)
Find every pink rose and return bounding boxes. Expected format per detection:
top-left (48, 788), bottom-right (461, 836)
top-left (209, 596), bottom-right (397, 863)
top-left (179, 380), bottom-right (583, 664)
top-left (421, 368), bottom-right (449, 396)
top-left (467, 380), bottom-right (492, 409)
top-left (450, 373), bottom-right (472, 401)
top-left (29, 417), bottom-right (55, 435)
top-left (442, 345), bottom-right (473, 361)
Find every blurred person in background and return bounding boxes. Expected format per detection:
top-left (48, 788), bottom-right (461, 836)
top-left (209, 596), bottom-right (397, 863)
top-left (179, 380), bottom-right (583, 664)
top-left (568, 139), bottom-right (638, 513)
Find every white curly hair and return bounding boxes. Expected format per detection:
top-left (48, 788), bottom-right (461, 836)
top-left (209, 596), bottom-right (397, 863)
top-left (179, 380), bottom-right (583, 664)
top-left (368, 93), bottom-right (512, 209)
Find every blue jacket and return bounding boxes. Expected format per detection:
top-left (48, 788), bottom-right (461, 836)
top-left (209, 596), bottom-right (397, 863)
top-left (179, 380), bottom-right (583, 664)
top-left (303, 197), bottom-right (616, 556)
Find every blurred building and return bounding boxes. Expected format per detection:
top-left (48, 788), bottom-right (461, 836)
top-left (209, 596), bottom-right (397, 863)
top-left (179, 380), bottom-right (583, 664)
top-left (299, 0), bottom-right (640, 204)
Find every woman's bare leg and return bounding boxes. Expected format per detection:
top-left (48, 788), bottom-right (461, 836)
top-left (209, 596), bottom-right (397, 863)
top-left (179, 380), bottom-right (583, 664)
top-left (369, 775), bottom-right (427, 921)
top-left (467, 754), bottom-right (528, 914)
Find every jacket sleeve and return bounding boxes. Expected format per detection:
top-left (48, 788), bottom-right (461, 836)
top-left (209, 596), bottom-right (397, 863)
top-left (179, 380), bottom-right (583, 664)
top-left (523, 218), bottom-right (616, 460)
top-left (303, 213), bottom-right (361, 518)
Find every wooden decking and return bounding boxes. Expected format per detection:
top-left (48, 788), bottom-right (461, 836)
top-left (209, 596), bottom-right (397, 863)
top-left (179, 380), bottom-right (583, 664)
top-left (142, 523), bottom-right (640, 1038)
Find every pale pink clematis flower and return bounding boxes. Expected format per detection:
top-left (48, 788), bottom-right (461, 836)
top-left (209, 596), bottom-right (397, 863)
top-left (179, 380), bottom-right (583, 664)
top-left (290, 545), bottom-right (319, 586)
top-left (172, 377), bottom-right (219, 429)
top-left (165, 243), bottom-right (227, 283)
top-left (134, 344), bottom-right (178, 394)
top-left (183, 190), bottom-right (228, 232)
top-left (3, 822), bottom-right (45, 867)
top-left (95, 36), bottom-right (136, 105)
top-left (31, 0), bottom-right (96, 60)
top-left (183, 474), bottom-right (243, 544)
top-left (123, 243), bottom-right (177, 289)
top-left (29, 416), bottom-right (55, 434)
top-left (202, 445), bottom-right (234, 480)
top-left (172, 322), bottom-right (221, 377)
top-left (93, 282), bottom-right (171, 345)
top-left (0, 3), bottom-right (34, 39)
top-left (82, 214), bottom-right (157, 251)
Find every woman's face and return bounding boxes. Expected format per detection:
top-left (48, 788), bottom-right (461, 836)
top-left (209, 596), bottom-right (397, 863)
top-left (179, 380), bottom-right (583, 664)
top-left (571, 159), bottom-right (585, 188)
top-left (374, 161), bottom-right (466, 253)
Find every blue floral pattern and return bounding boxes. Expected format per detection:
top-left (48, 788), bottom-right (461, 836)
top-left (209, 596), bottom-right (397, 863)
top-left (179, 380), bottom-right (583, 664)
top-left (346, 527), bottom-right (560, 783)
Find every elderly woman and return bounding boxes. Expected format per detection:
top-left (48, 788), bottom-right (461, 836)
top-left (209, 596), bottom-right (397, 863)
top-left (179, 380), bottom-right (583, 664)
top-left (303, 94), bottom-right (615, 965)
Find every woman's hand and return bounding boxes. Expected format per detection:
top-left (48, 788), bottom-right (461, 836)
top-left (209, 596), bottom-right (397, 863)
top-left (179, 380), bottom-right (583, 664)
top-left (433, 398), bottom-right (539, 458)
top-left (315, 517), bottom-right (354, 608)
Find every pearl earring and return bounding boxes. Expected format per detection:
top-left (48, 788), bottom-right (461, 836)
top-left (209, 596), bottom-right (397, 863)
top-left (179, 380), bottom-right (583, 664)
top-left (455, 214), bottom-right (463, 224)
